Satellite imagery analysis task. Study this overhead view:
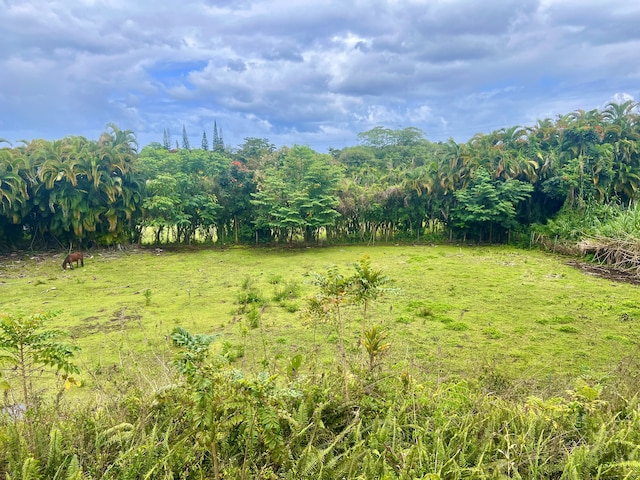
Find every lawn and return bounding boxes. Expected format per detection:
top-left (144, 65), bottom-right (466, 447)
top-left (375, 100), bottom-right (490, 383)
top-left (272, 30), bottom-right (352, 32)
top-left (1, 244), bottom-right (639, 396)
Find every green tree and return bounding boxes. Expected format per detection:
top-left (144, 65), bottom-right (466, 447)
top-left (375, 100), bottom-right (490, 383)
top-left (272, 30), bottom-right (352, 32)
top-left (18, 128), bottom-right (142, 247)
top-left (215, 157), bottom-right (257, 243)
top-left (137, 145), bottom-right (227, 244)
top-left (251, 145), bottom-right (343, 243)
top-left (308, 265), bottom-right (352, 398)
top-left (213, 121), bottom-right (224, 152)
top-left (182, 125), bottom-right (190, 151)
top-left (358, 126), bottom-right (425, 149)
top-left (92, 125), bottom-right (142, 243)
top-left (350, 255), bottom-right (392, 328)
top-left (141, 173), bottom-right (184, 244)
top-left (0, 312), bottom-right (80, 409)
top-left (452, 167), bottom-right (533, 242)
top-left (602, 100), bottom-right (638, 142)
top-left (601, 101), bottom-right (640, 204)
top-left (163, 128), bottom-right (171, 150)
top-left (0, 146), bottom-right (32, 246)
top-left (201, 130), bottom-right (209, 151)
top-left (0, 147), bottom-right (28, 223)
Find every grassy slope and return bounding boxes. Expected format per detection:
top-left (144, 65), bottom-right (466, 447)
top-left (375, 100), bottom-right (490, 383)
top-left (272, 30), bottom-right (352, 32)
top-left (1, 245), bottom-right (639, 395)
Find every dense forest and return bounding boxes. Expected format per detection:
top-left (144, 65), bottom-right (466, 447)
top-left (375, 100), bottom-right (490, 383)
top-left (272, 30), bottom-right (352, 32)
top-left (2, 100), bottom-right (640, 251)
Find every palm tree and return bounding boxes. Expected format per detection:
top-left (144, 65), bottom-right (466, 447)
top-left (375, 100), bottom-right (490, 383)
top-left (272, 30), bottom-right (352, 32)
top-left (79, 126), bottom-right (143, 242)
top-left (98, 124), bottom-right (138, 177)
top-left (437, 138), bottom-right (475, 194)
top-left (611, 138), bottom-right (640, 203)
top-left (34, 139), bottom-right (79, 188)
top-left (485, 126), bottom-right (529, 180)
top-left (402, 163), bottom-right (435, 197)
top-left (0, 147), bottom-right (28, 222)
top-left (530, 118), bottom-right (560, 147)
top-left (602, 100), bottom-right (639, 142)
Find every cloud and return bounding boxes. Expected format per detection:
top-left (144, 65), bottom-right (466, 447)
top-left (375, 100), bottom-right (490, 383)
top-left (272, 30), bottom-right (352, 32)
top-left (1, 0), bottom-right (639, 151)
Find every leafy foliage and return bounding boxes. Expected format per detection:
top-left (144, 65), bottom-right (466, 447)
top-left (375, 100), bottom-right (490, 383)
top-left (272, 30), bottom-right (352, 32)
top-left (170, 326), bottom-right (219, 377)
top-left (452, 167), bottom-right (533, 242)
top-left (0, 312), bottom-right (79, 408)
top-left (251, 145), bottom-right (343, 242)
top-left (2, 102), bottom-right (640, 249)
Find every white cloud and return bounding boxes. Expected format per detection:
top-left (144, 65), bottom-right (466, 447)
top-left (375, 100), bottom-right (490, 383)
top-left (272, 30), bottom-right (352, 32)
top-left (1, 0), bottom-right (640, 150)
top-left (610, 93), bottom-right (635, 104)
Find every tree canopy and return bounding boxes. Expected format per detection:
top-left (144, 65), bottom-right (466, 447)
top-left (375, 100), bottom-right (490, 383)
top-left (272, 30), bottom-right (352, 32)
top-left (2, 101), bottom-right (640, 249)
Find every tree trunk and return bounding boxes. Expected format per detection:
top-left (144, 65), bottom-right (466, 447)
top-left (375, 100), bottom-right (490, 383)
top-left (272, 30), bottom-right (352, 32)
top-left (234, 215), bottom-right (239, 243)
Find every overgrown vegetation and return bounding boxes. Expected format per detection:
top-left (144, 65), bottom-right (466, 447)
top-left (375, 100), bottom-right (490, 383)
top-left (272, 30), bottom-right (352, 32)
top-left (2, 101), bottom-right (640, 253)
top-left (1, 246), bottom-right (640, 477)
top-left (2, 99), bottom-right (640, 476)
top-left (1, 321), bottom-right (640, 478)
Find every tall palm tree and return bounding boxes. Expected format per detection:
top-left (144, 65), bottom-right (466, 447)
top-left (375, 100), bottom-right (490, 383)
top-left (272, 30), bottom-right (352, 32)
top-left (98, 124), bottom-right (138, 177)
top-left (491, 126), bottom-right (529, 180)
top-left (602, 100), bottom-right (638, 142)
top-left (0, 147), bottom-right (28, 222)
top-left (610, 138), bottom-right (640, 203)
top-left (35, 139), bottom-right (77, 188)
top-left (437, 138), bottom-right (475, 194)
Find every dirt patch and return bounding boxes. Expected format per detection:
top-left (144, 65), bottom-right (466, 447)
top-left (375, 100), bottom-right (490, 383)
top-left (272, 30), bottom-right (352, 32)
top-left (566, 261), bottom-right (640, 286)
top-left (70, 310), bottom-right (143, 338)
top-left (108, 308), bottom-right (142, 328)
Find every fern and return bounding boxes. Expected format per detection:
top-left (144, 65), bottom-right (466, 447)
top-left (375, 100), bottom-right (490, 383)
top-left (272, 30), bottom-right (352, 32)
top-left (258, 405), bottom-right (286, 464)
top-left (21, 457), bottom-right (41, 480)
top-left (97, 422), bottom-right (134, 450)
top-left (290, 446), bottom-right (323, 478)
top-left (45, 427), bottom-right (63, 478)
top-left (64, 455), bottom-right (83, 480)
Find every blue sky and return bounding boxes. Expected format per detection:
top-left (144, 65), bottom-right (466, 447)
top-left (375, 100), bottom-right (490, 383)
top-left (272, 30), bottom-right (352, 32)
top-left (1, 0), bottom-right (639, 152)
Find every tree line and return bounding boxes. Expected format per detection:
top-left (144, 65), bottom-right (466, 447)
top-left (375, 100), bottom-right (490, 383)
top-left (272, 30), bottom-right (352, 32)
top-left (1, 100), bottom-right (639, 249)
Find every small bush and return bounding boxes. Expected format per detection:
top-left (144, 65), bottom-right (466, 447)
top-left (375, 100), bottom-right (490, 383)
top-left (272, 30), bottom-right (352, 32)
top-left (221, 341), bottom-right (244, 361)
top-left (236, 276), bottom-right (264, 313)
top-left (395, 316), bottom-right (413, 324)
top-left (445, 322), bottom-right (469, 331)
top-left (143, 289), bottom-right (152, 306)
top-left (483, 327), bottom-right (504, 339)
top-left (246, 307), bottom-right (260, 329)
top-left (416, 307), bottom-right (434, 318)
top-left (272, 280), bottom-right (301, 303)
top-left (437, 315), bottom-right (454, 324)
top-left (557, 325), bottom-right (579, 333)
top-left (284, 302), bottom-right (300, 313)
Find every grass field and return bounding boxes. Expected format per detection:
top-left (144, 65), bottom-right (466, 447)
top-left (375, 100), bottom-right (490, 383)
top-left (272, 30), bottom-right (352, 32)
top-left (2, 244), bottom-right (639, 397)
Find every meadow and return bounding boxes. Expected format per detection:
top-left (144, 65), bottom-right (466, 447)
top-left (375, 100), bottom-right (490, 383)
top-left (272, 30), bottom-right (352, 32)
top-left (2, 244), bottom-right (639, 396)
top-left (3, 244), bottom-right (640, 479)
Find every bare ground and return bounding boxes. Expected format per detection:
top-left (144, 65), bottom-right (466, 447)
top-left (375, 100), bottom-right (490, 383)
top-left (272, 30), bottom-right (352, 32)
top-left (566, 260), bottom-right (640, 285)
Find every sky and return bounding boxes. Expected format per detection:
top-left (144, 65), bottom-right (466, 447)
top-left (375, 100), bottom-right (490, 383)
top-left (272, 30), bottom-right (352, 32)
top-left (1, 0), bottom-right (639, 153)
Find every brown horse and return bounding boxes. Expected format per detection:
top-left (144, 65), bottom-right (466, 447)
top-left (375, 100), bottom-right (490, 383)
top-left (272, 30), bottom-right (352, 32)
top-left (62, 252), bottom-right (84, 270)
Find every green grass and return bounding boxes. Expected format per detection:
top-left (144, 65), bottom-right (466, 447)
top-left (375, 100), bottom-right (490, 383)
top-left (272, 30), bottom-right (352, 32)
top-left (2, 244), bottom-right (639, 396)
